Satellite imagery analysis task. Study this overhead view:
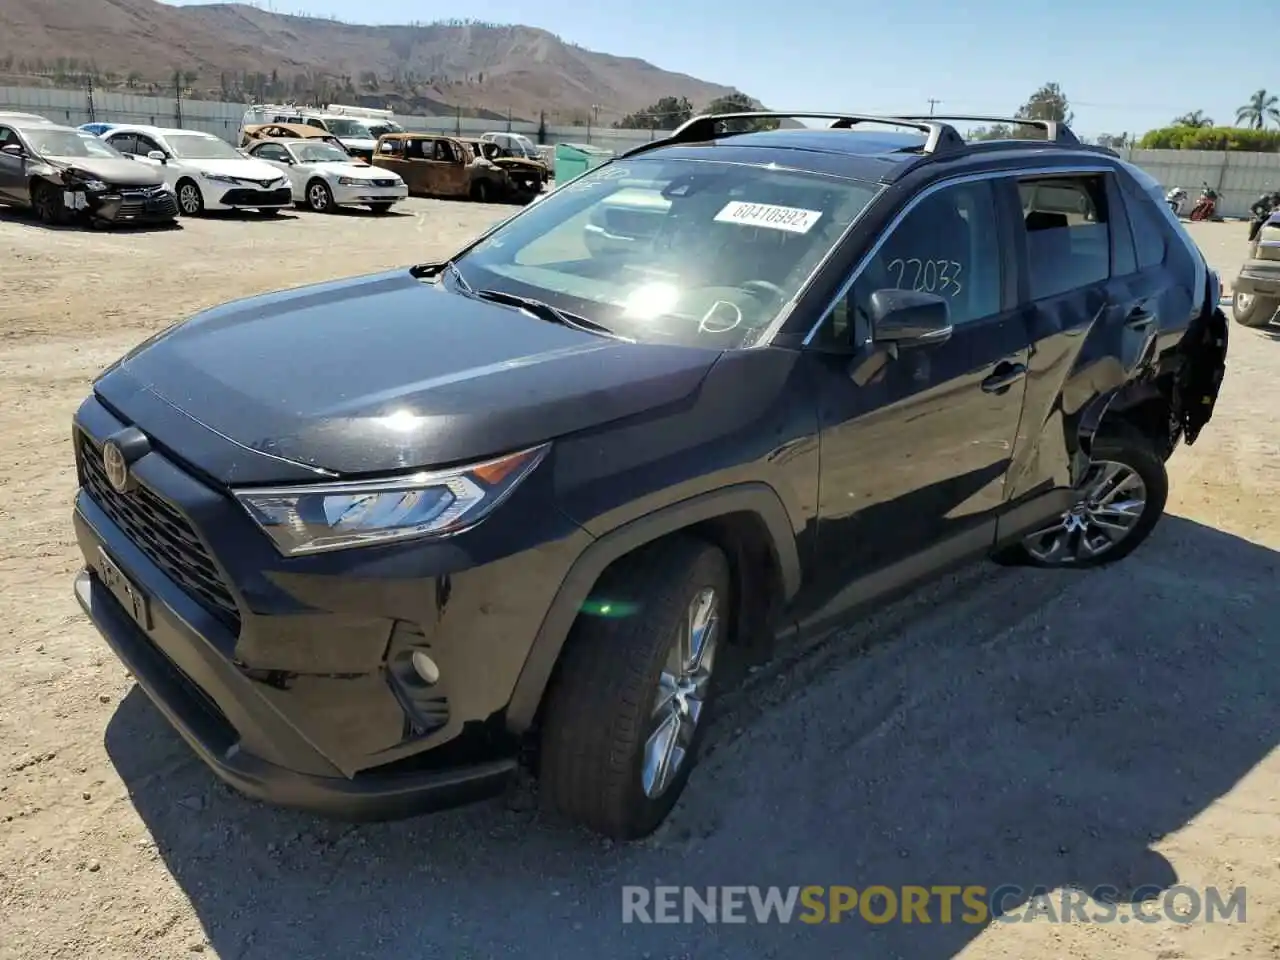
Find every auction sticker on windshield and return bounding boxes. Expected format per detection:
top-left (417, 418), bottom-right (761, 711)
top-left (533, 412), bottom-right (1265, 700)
top-left (714, 201), bottom-right (822, 234)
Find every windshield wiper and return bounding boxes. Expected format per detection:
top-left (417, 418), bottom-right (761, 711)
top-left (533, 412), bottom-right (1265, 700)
top-left (474, 289), bottom-right (629, 340)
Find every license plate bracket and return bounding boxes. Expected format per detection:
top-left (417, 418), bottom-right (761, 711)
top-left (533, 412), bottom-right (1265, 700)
top-left (97, 546), bottom-right (152, 630)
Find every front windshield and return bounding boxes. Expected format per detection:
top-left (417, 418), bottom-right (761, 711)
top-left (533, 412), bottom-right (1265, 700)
top-left (453, 157), bottom-right (881, 348)
top-left (27, 129), bottom-right (123, 159)
top-left (294, 142), bottom-right (350, 163)
top-left (325, 118), bottom-right (373, 138)
top-left (367, 121), bottom-right (403, 138)
top-left (166, 134), bottom-right (243, 160)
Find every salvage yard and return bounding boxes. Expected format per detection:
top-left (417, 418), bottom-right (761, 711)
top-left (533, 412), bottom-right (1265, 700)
top-left (1, 204), bottom-right (1279, 960)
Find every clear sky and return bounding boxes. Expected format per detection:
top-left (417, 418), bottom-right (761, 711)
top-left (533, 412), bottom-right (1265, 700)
top-left (163, 0), bottom-right (1264, 139)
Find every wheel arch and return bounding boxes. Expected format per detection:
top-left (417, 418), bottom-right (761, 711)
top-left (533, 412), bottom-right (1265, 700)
top-left (504, 483), bottom-right (801, 735)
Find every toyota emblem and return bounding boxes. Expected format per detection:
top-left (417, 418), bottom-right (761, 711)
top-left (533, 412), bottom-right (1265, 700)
top-left (102, 440), bottom-right (131, 493)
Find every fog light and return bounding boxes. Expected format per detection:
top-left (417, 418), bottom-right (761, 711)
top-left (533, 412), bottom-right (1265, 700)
top-left (410, 649), bottom-right (440, 685)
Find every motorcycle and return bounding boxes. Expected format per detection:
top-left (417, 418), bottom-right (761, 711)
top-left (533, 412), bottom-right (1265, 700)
top-left (1189, 182), bottom-right (1218, 221)
top-left (1166, 187), bottom-right (1187, 217)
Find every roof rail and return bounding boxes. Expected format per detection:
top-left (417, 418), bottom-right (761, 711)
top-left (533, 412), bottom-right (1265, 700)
top-left (892, 114), bottom-right (1080, 146)
top-left (621, 111), bottom-right (966, 158)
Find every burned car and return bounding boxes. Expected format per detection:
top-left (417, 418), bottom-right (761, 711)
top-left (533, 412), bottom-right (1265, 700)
top-left (369, 133), bottom-right (470, 198)
top-left (241, 123), bottom-right (350, 154)
top-left (458, 137), bottom-right (542, 203)
top-left (1232, 210), bottom-right (1280, 328)
top-left (481, 131), bottom-right (551, 183)
top-left (0, 119), bottom-right (177, 226)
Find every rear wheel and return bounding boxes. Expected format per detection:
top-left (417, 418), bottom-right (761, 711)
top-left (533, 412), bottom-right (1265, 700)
top-left (1232, 291), bottom-right (1279, 328)
top-left (1002, 428), bottom-right (1168, 568)
top-left (539, 536), bottom-right (730, 839)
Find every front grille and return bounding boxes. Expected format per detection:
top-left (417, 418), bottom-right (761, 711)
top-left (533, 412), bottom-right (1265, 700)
top-left (371, 178), bottom-right (398, 188)
top-left (114, 190), bottom-right (178, 220)
top-left (79, 434), bottom-right (241, 631)
top-left (221, 187), bottom-right (292, 206)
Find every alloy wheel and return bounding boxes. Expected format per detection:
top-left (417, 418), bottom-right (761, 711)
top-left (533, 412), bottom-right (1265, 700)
top-left (1022, 460), bottom-right (1149, 564)
top-left (308, 183), bottom-right (330, 211)
top-left (642, 587), bottom-right (720, 799)
top-left (178, 183), bottom-right (201, 215)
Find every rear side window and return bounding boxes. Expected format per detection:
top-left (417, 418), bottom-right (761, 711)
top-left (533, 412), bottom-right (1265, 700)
top-left (107, 133), bottom-right (138, 155)
top-left (1018, 176), bottom-right (1110, 300)
top-left (1123, 188), bottom-right (1168, 269)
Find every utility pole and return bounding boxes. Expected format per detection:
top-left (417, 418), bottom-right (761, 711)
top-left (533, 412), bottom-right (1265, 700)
top-left (926, 98), bottom-right (941, 116)
top-left (174, 69), bottom-right (184, 128)
top-left (85, 72), bottom-right (96, 123)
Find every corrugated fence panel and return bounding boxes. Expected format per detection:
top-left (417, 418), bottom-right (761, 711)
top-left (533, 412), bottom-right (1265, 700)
top-left (4, 85), bottom-right (1280, 215)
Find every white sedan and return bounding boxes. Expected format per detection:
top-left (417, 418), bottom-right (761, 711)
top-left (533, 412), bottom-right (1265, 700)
top-left (245, 139), bottom-right (408, 213)
top-left (100, 124), bottom-right (293, 215)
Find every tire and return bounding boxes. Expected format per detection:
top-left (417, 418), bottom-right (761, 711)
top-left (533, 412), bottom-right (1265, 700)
top-left (31, 180), bottom-right (65, 225)
top-left (999, 425), bottom-right (1168, 569)
top-left (471, 179), bottom-right (490, 203)
top-left (1232, 291), bottom-right (1279, 328)
top-left (175, 179), bottom-right (203, 216)
top-left (367, 202), bottom-right (394, 214)
top-left (305, 179), bottom-right (334, 213)
top-left (539, 536), bottom-right (731, 840)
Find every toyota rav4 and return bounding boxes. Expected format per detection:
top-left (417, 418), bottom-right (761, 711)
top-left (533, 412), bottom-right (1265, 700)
top-left (72, 112), bottom-right (1228, 840)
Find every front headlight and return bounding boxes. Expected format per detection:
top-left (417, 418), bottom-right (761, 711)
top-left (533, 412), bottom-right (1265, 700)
top-left (201, 173), bottom-right (239, 184)
top-left (234, 444), bottom-right (548, 556)
top-left (337, 176), bottom-right (372, 186)
top-left (80, 179), bottom-right (107, 191)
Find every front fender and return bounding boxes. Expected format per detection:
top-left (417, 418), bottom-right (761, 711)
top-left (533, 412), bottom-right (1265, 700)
top-left (504, 483), bottom-right (801, 733)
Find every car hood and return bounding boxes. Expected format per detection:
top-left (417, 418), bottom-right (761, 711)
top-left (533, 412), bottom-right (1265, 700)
top-left (184, 157), bottom-right (284, 181)
top-left (96, 270), bottom-right (721, 482)
top-left (49, 156), bottom-right (162, 186)
top-left (494, 157), bottom-right (544, 173)
top-left (337, 137), bottom-right (377, 151)
top-left (313, 161), bottom-right (393, 180)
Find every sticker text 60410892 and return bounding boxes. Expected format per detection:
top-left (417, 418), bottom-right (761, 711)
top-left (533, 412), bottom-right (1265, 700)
top-left (887, 258), bottom-right (963, 297)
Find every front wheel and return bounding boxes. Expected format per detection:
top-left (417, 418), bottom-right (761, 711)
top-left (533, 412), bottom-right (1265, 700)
top-left (31, 181), bottom-right (66, 225)
top-left (1233, 291), bottom-right (1280, 328)
top-left (1002, 428), bottom-right (1168, 568)
top-left (306, 179), bottom-right (335, 213)
top-left (539, 536), bottom-right (731, 840)
top-left (175, 179), bottom-right (203, 216)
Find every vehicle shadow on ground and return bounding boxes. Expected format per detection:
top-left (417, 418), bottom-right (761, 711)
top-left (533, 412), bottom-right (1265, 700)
top-left (104, 515), bottom-right (1280, 959)
top-left (200, 210), bottom-right (301, 223)
top-left (0, 208), bottom-right (182, 232)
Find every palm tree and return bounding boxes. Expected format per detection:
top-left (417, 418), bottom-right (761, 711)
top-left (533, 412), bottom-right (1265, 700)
top-left (1236, 89), bottom-right (1280, 130)
top-left (1173, 110), bottom-right (1213, 128)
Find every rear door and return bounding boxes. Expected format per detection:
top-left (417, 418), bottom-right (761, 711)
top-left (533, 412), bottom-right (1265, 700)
top-left (0, 125), bottom-right (25, 203)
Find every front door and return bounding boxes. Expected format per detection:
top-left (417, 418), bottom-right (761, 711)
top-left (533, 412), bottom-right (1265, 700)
top-left (796, 176), bottom-right (1030, 631)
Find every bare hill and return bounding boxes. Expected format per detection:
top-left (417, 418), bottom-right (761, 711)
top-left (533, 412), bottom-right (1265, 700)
top-left (0, 0), bottom-right (756, 122)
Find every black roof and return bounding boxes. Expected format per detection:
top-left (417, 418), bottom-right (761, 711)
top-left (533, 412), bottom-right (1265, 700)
top-left (620, 111), bottom-right (1117, 185)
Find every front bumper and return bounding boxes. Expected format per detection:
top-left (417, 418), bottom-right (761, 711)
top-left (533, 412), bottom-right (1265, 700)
top-left (1234, 260), bottom-right (1280, 297)
top-left (213, 185), bottom-right (294, 209)
top-left (70, 393), bottom-right (585, 818)
top-left (332, 182), bottom-right (408, 206)
top-left (88, 186), bottom-right (179, 223)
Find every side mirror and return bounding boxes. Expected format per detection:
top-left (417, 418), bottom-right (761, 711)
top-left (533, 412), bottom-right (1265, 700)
top-left (147, 150), bottom-right (166, 162)
top-left (1, 143), bottom-right (24, 157)
top-left (868, 289), bottom-right (952, 348)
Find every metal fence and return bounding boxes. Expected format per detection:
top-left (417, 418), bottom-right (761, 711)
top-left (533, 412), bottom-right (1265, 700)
top-left (6, 84), bottom-right (1280, 217)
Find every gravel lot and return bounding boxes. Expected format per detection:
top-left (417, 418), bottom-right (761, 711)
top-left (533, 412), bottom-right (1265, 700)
top-left (1, 202), bottom-right (1278, 960)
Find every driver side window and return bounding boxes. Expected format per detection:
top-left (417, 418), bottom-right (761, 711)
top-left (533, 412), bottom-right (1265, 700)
top-left (821, 180), bottom-right (1002, 346)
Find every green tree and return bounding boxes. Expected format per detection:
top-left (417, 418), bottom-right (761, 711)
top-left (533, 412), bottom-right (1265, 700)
top-left (968, 82), bottom-right (1072, 141)
top-left (1172, 110), bottom-right (1213, 128)
top-left (617, 95), bottom-right (694, 130)
top-left (703, 92), bottom-right (777, 131)
top-left (1236, 89), bottom-right (1280, 130)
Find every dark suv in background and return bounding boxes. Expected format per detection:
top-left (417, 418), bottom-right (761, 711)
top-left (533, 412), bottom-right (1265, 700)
top-left (71, 111), bottom-right (1227, 840)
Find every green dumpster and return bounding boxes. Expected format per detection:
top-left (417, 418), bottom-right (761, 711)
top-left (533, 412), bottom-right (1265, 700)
top-left (554, 142), bottom-right (614, 182)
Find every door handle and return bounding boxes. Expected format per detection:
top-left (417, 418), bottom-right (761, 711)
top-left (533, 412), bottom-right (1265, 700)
top-left (981, 362), bottom-right (1027, 393)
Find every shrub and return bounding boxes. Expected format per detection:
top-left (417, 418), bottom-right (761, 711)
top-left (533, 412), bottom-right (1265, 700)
top-left (1138, 125), bottom-right (1280, 152)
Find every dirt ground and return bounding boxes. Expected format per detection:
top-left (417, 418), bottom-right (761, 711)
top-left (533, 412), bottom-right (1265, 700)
top-left (0, 203), bottom-right (1277, 960)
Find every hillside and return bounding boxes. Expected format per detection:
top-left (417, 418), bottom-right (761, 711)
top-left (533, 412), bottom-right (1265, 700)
top-left (0, 0), bottom-right (756, 122)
